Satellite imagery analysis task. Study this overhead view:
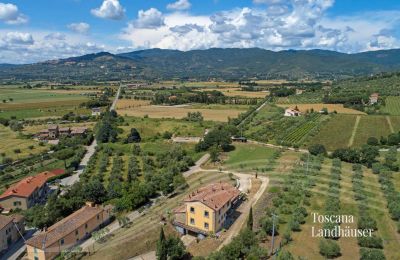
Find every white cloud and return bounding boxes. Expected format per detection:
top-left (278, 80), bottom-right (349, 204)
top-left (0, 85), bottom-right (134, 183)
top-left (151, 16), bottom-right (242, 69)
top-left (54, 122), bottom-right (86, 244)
top-left (0, 3), bottom-right (28, 25)
top-left (91, 0), bottom-right (125, 20)
top-left (68, 22), bottom-right (90, 34)
top-left (167, 0), bottom-right (191, 11)
top-left (133, 8), bottom-right (165, 29)
top-left (120, 1), bottom-right (400, 53)
top-left (2, 32), bottom-right (33, 45)
top-left (44, 32), bottom-right (66, 41)
top-left (0, 30), bottom-right (108, 64)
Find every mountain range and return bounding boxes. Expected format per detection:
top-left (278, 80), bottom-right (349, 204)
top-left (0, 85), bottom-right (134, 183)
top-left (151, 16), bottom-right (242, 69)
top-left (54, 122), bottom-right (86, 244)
top-left (2, 48), bottom-right (400, 81)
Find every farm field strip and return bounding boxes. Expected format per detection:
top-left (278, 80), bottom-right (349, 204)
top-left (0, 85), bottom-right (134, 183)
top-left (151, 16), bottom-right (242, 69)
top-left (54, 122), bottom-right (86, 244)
top-left (348, 115), bottom-right (360, 147)
top-left (276, 103), bottom-right (365, 115)
top-left (281, 114), bottom-right (322, 144)
top-left (117, 104), bottom-right (243, 122)
top-left (352, 116), bottom-right (392, 147)
top-left (382, 96), bottom-right (400, 115)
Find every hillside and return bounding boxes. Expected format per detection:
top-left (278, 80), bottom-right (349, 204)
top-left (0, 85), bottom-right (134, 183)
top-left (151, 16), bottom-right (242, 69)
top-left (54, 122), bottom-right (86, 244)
top-left (2, 48), bottom-right (400, 81)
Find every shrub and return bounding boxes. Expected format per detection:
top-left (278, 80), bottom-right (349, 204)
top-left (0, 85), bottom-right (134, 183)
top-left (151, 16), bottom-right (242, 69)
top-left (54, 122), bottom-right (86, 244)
top-left (319, 239), bottom-right (341, 258)
top-left (359, 248), bottom-right (386, 260)
top-left (308, 144), bottom-right (327, 156)
top-left (358, 235), bottom-right (383, 249)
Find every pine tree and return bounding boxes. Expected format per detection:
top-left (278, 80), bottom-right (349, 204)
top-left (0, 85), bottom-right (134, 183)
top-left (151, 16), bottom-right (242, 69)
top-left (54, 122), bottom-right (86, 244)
top-left (156, 227), bottom-right (167, 260)
top-left (247, 206), bottom-right (254, 230)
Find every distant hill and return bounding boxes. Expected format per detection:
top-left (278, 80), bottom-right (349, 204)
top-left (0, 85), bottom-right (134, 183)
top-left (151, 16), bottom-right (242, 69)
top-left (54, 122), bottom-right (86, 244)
top-left (2, 48), bottom-right (400, 81)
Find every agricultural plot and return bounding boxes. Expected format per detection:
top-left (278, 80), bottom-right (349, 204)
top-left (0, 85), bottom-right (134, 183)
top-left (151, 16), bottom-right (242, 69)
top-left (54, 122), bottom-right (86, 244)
top-left (275, 94), bottom-right (322, 104)
top-left (279, 114), bottom-right (323, 146)
top-left (0, 88), bottom-right (89, 104)
top-left (197, 87), bottom-right (268, 98)
top-left (119, 117), bottom-right (214, 140)
top-left (0, 125), bottom-right (48, 161)
top-left (116, 99), bottom-right (244, 122)
top-left (276, 103), bottom-right (365, 115)
top-left (0, 88), bottom-right (91, 119)
top-left (387, 115), bottom-right (400, 131)
top-left (223, 143), bottom-right (276, 171)
top-left (352, 116), bottom-right (392, 147)
top-left (309, 114), bottom-right (357, 151)
top-left (381, 96), bottom-right (400, 115)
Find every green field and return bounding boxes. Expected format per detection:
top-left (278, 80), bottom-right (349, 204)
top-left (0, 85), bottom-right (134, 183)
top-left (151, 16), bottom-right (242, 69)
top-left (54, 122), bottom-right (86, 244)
top-left (352, 116), bottom-right (392, 147)
top-left (0, 88), bottom-right (88, 103)
top-left (224, 143), bottom-right (276, 171)
top-left (310, 114), bottom-right (357, 151)
top-left (120, 117), bottom-right (214, 140)
top-left (0, 88), bottom-right (91, 119)
top-left (382, 96), bottom-right (400, 115)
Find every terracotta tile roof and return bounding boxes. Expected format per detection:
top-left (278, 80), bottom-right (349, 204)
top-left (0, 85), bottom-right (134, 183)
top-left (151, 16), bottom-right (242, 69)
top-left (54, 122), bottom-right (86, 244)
top-left (184, 182), bottom-right (240, 211)
top-left (0, 214), bottom-right (24, 230)
top-left (71, 127), bottom-right (87, 134)
top-left (0, 169), bottom-right (65, 200)
top-left (26, 205), bottom-right (112, 249)
top-left (59, 127), bottom-right (70, 132)
top-left (0, 215), bottom-right (13, 230)
top-left (370, 93), bottom-right (379, 97)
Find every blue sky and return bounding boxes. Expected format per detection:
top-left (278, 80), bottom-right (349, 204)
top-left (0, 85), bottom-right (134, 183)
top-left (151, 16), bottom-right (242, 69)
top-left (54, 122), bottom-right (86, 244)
top-left (0, 0), bottom-right (399, 63)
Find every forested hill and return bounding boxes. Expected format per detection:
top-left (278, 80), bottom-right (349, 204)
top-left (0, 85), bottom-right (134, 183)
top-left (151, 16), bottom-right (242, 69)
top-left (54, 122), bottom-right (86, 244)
top-left (2, 48), bottom-right (400, 81)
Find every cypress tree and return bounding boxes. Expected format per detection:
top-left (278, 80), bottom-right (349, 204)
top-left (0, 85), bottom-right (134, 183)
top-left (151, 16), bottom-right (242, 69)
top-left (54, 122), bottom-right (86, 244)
top-left (156, 227), bottom-right (167, 260)
top-left (247, 206), bottom-right (254, 230)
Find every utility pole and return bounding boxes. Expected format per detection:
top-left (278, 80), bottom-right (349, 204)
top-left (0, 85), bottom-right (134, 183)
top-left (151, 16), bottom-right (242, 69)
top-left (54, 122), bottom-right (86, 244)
top-left (270, 214), bottom-right (278, 257)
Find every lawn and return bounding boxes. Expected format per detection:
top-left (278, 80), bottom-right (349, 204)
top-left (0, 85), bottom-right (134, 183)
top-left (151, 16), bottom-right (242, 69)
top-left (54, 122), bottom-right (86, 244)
top-left (224, 143), bottom-right (276, 171)
top-left (352, 116), bottom-right (392, 147)
top-left (310, 114), bottom-right (358, 151)
top-left (382, 96), bottom-right (400, 115)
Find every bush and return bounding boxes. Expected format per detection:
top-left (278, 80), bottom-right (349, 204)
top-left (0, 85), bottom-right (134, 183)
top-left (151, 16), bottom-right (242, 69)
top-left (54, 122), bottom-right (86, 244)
top-left (358, 235), bottom-right (383, 249)
top-left (308, 144), bottom-right (327, 156)
top-left (319, 239), bottom-right (341, 258)
top-left (359, 248), bottom-right (386, 260)
top-left (367, 137), bottom-right (379, 146)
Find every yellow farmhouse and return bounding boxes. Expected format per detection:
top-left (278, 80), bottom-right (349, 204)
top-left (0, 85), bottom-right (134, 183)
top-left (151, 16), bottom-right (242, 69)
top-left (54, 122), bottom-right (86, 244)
top-left (173, 182), bottom-right (241, 239)
top-left (25, 202), bottom-right (113, 260)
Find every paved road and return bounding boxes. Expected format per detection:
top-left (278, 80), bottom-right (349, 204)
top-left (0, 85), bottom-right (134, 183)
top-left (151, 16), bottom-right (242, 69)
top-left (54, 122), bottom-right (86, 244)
top-left (60, 85), bottom-right (121, 187)
top-left (60, 140), bottom-right (97, 187)
top-left (183, 153), bottom-right (210, 177)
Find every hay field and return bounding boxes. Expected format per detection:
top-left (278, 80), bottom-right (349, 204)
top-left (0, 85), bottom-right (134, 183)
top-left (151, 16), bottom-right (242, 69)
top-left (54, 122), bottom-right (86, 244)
top-left (276, 103), bottom-right (365, 115)
top-left (116, 99), bottom-right (242, 122)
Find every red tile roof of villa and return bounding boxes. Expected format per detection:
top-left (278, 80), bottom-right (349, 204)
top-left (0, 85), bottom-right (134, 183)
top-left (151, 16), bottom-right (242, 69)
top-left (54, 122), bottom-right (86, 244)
top-left (0, 169), bottom-right (65, 200)
top-left (26, 204), bottom-right (113, 249)
top-left (184, 182), bottom-right (240, 211)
